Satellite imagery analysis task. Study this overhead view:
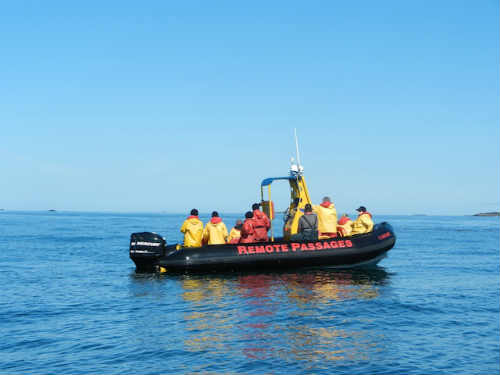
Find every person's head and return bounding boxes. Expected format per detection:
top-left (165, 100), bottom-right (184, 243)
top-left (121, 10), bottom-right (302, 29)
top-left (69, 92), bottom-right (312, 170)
top-left (304, 203), bottom-right (312, 213)
top-left (235, 219), bottom-right (243, 229)
top-left (342, 213), bottom-right (349, 217)
top-left (356, 206), bottom-right (367, 213)
top-left (190, 208), bottom-right (199, 216)
top-left (211, 211), bottom-right (219, 217)
top-left (252, 203), bottom-right (260, 211)
top-left (322, 196), bottom-right (331, 203)
top-left (245, 211), bottom-right (253, 219)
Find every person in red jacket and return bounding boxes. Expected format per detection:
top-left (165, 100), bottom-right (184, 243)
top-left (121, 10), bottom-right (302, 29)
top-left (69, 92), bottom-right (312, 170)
top-left (337, 214), bottom-right (353, 237)
top-left (240, 211), bottom-right (256, 243)
top-left (251, 203), bottom-right (271, 241)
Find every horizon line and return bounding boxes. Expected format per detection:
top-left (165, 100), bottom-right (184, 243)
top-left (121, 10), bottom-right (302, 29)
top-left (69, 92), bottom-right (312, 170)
top-left (1, 209), bottom-right (498, 217)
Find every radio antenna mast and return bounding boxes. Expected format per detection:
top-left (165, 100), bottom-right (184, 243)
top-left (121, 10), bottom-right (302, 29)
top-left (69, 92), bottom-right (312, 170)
top-left (294, 128), bottom-right (301, 168)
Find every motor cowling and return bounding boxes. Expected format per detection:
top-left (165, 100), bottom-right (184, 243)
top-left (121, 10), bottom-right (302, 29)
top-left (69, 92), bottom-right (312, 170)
top-left (129, 232), bottom-right (166, 259)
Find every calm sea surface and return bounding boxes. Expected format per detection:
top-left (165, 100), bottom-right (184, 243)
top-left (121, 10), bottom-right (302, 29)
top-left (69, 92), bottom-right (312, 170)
top-left (1, 211), bottom-right (498, 374)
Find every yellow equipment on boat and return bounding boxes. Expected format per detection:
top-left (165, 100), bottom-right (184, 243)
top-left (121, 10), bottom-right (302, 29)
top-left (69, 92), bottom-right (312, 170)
top-left (260, 160), bottom-right (312, 241)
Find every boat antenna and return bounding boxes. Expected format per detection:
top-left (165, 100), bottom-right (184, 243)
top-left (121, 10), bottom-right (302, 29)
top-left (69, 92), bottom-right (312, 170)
top-left (293, 128), bottom-right (304, 175)
top-left (294, 128), bottom-right (301, 168)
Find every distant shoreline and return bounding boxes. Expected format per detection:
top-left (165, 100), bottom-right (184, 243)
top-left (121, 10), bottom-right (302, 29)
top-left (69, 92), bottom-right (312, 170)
top-left (473, 212), bottom-right (500, 217)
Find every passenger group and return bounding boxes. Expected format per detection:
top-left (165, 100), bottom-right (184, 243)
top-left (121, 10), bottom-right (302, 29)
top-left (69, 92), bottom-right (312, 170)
top-left (180, 199), bottom-right (373, 248)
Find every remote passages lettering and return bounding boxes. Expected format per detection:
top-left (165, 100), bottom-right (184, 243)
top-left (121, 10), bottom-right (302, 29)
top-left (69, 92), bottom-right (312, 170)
top-left (237, 240), bottom-right (353, 255)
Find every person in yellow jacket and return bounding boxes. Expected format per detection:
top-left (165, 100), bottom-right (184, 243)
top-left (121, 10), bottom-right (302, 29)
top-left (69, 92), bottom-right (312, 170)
top-left (180, 209), bottom-right (204, 247)
top-left (313, 196), bottom-right (338, 238)
top-left (203, 211), bottom-right (228, 245)
top-left (227, 219), bottom-right (243, 244)
top-left (351, 206), bottom-right (374, 235)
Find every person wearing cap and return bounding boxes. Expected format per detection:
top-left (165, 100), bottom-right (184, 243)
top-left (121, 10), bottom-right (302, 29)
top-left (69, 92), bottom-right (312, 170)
top-left (313, 196), bottom-right (338, 239)
top-left (251, 203), bottom-right (271, 241)
top-left (337, 214), bottom-right (353, 237)
top-left (203, 211), bottom-right (229, 245)
top-left (296, 203), bottom-right (318, 241)
top-left (240, 211), bottom-right (256, 243)
top-left (180, 208), bottom-right (204, 247)
top-left (351, 206), bottom-right (374, 235)
top-left (227, 219), bottom-right (243, 244)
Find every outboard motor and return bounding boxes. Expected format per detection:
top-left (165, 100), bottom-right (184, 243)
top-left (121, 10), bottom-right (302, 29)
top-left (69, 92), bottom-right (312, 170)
top-left (129, 232), bottom-right (166, 272)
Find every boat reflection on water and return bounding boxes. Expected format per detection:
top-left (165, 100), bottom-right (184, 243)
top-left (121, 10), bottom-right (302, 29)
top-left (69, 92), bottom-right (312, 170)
top-left (238, 268), bottom-right (389, 303)
top-left (179, 268), bottom-right (391, 363)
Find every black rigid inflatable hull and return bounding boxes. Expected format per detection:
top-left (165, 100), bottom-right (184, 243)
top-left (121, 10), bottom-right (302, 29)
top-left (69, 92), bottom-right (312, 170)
top-left (130, 222), bottom-right (396, 273)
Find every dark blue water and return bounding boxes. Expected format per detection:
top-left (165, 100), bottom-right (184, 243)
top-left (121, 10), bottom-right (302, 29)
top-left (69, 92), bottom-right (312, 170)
top-left (1, 212), bottom-right (498, 374)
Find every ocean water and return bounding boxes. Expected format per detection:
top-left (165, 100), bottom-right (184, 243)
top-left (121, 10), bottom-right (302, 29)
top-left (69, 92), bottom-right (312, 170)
top-left (0, 211), bottom-right (498, 374)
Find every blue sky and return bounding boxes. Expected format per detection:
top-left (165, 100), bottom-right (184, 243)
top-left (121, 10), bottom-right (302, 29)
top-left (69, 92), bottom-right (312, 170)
top-left (1, 0), bottom-right (498, 215)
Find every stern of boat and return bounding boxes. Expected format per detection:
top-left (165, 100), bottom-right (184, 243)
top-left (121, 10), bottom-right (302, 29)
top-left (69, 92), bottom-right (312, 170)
top-left (129, 232), bottom-right (166, 272)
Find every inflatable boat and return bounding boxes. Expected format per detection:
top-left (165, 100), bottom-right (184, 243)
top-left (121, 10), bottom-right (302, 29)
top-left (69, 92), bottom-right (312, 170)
top-left (130, 222), bottom-right (395, 273)
top-left (129, 145), bottom-right (396, 273)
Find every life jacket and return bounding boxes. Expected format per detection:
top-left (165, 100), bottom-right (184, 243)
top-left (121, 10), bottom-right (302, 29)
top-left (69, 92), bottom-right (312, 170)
top-left (338, 216), bottom-right (351, 226)
top-left (240, 219), bottom-right (255, 243)
top-left (180, 216), bottom-right (203, 247)
top-left (252, 209), bottom-right (270, 241)
top-left (203, 217), bottom-right (228, 245)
